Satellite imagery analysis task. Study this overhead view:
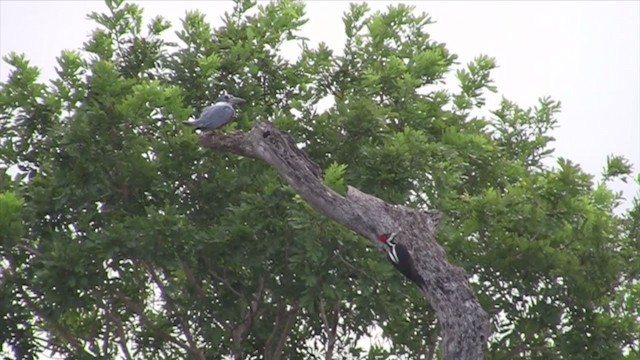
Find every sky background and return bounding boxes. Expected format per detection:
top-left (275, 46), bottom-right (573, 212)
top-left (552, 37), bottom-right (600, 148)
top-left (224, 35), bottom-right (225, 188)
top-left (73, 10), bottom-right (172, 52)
top-left (1, 0), bottom-right (639, 210)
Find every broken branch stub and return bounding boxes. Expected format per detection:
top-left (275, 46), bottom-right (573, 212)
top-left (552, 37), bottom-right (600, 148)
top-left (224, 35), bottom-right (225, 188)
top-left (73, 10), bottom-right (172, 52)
top-left (198, 122), bottom-right (490, 360)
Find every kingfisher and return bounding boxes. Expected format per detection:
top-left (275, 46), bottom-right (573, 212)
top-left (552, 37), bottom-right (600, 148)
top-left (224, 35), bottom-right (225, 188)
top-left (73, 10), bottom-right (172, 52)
top-left (183, 94), bottom-right (245, 131)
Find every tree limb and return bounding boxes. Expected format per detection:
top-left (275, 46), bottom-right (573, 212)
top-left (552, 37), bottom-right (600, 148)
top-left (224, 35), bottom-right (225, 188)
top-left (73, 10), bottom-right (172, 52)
top-left (94, 291), bottom-right (134, 360)
top-left (17, 286), bottom-right (95, 357)
top-left (264, 303), bottom-right (300, 360)
top-left (231, 276), bottom-right (265, 360)
top-left (108, 311), bottom-right (133, 360)
top-left (199, 122), bottom-right (490, 360)
top-left (181, 261), bottom-right (208, 299)
top-left (103, 309), bottom-right (111, 359)
top-left (144, 263), bottom-right (205, 360)
top-left (334, 249), bottom-right (378, 284)
top-left (208, 269), bottom-right (244, 299)
top-left (425, 330), bottom-right (439, 360)
top-left (116, 291), bottom-right (195, 357)
top-left (319, 300), bottom-right (340, 360)
top-left (4, 254), bottom-right (94, 358)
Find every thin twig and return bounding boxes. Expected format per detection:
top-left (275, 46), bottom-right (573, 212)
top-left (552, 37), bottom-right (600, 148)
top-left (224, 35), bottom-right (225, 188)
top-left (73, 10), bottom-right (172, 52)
top-left (102, 309), bottom-right (111, 359)
top-left (231, 276), bottom-right (265, 360)
top-left (209, 269), bottom-right (244, 299)
top-left (272, 304), bottom-right (300, 360)
top-left (144, 262), bottom-right (205, 360)
top-left (335, 249), bottom-right (377, 283)
top-left (181, 261), bottom-right (207, 299)
top-left (425, 331), bottom-right (439, 360)
top-left (318, 300), bottom-right (331, 337)
top-left (116, 291), bottom-right (194, 356)
top-left (15, 243), bottom-right (44, 257)
top-left (95, 291), bottom-right (133, 360)
top-left (319, 300), bottom-right (340, 360)
top-left (18, 286), bottom-right (95, 357)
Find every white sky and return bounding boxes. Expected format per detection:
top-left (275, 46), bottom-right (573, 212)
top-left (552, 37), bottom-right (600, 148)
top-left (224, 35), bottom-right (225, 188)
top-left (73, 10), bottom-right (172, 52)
top-left (1, 0), bottom-right (639, 210)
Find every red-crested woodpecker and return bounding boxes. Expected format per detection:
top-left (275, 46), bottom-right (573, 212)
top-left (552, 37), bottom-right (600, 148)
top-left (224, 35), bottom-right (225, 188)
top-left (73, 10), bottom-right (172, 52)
top-left (377, 232), bottom-right (425, 288)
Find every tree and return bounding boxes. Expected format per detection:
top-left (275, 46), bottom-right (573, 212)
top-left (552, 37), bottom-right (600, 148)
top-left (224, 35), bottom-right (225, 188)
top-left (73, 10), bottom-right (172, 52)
top-left (1, 0), bottom-right (638, 359)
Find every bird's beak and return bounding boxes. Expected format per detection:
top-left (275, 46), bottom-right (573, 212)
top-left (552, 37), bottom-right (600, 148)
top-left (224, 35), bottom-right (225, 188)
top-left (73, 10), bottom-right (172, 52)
top-left (231, 97), bottom-right (246, 105)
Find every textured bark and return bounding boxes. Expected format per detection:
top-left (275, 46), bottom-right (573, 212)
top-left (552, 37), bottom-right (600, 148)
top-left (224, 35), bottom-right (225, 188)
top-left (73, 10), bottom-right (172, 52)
top-left (199, 122), bottom-right (490, 360)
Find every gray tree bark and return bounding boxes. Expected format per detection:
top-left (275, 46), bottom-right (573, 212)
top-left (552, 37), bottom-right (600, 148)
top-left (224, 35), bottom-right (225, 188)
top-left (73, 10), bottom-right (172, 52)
top-left (198, 122), bottom-right (490, 360)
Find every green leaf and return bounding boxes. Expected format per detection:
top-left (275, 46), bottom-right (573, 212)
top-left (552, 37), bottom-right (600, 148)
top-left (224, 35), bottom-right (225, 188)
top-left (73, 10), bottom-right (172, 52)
top-left (323, 162), bottom-right (348, 196)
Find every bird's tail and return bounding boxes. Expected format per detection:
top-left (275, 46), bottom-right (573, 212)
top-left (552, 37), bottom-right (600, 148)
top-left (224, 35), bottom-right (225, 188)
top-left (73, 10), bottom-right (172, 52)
top-left (183, 120), bottom-right (196, 127)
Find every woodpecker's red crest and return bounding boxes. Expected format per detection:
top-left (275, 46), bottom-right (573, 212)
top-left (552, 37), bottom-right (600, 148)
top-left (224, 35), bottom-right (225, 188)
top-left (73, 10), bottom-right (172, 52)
top-left (377, 232), bottom-right (398, 245)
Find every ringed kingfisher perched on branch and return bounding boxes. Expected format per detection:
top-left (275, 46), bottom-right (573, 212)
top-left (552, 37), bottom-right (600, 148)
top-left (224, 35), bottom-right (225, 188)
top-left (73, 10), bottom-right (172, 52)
top-left (183, 94), bottom-right (245, 131)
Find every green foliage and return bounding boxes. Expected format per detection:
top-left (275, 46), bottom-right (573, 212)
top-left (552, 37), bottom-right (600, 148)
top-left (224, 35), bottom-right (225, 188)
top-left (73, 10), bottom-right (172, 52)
top-left (0, 0), bottom-right (638, 359)
top-left (604, 154), bottom-right (633, 182)
top-left (454, 55), bottom-right (497, 111)
top-left (0, 192), bottom-right (23, 247)
top-left (324, 162), bottom-right (348, 195)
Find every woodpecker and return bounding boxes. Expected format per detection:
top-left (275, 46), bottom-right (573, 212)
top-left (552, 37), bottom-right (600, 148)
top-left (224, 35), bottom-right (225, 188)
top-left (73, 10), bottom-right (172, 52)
top-left (377, 232), bottom-right (425, 288)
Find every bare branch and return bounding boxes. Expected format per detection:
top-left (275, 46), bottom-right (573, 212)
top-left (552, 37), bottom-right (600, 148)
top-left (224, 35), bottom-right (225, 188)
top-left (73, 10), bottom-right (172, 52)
top-left (15, 243), bottom-right (44, 257)
top-left (109, 312), bottom-right (133, 360)
top-left (318, 300), bottom-right (331, 338)
top-left (274, 305), bottom-right (299, 359)
top-left (319, 300), bottom-right (340, 360)
top-left (231, 276), bottom-right (266, 360)
top-left (264, 306), bottom-right (287, 360)
top-left (208, 267), bottom-right (244, 299)
top-left (181, 261), bottom-right (207, 299)
top-left (199, 123), bottom-right (490, 360)
top-left (88, 335), bottom-right (101, 358)
top-left (116, 291), bottom-right (195, 357)
top-left (17, 286), bottom-right (95, 357)
top-left (5, 257), bottom-right (96, 357)
top-left (334, 249), bottom-right (376, 283)
top-left (94, 291), bottom-right (134, 360)
top-left (425, 331), bottom-right (439, 360)
top-left (103, 310), bottom-right (111, 358)
top-left (144, 263), bottom-right (205, 360)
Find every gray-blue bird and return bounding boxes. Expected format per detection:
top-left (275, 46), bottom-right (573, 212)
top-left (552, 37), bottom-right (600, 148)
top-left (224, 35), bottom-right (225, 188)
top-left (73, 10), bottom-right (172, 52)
top-left (183, 94), bottom-right (245, 131)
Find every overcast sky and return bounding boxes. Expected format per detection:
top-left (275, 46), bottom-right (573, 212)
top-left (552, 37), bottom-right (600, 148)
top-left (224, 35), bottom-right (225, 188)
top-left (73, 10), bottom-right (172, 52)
top-left (1, 0), bottom-right (639, 210)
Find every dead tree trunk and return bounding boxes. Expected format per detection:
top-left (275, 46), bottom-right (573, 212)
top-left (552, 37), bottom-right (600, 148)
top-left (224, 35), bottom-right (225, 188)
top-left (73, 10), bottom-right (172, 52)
top-left (198, 122), bottom-right (490, 360)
